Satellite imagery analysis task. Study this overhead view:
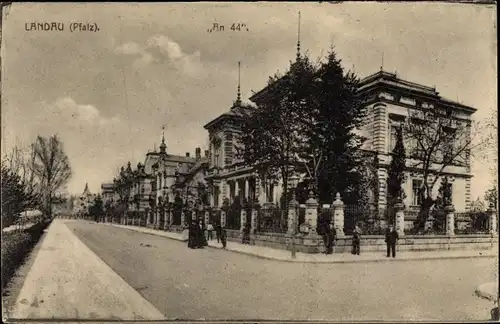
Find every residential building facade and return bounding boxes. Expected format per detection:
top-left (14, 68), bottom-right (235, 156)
top-left (104, 135), bottom-right (208, 227)
top-left (357, 70), bottom-right (474, 213)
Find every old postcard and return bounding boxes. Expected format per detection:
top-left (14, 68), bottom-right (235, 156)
top-left (1, 1), bottom-right (498, 322)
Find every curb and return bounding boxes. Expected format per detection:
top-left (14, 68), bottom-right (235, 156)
top-left (102, 223), bottom-right (497, 264)
top-left (105, 223), bottom-right (188, 242)
top-left (203, 244), bottom-right (497, 264)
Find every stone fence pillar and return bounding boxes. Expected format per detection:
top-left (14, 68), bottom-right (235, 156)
top-left (164, 209), bottom-right (171, 230)
top-left (204, 209), bottom-right (210, 225)
top-left (305, 192), bottom-right (318, 234)
top-left (488, 204), bottom-right (497, 236)
top-left (221, 209), bottom-right (227, 228)
top-left (240, 208), bottom-right (247, 233)
top-left (394, 202), bottom-right (405, 237)
top-left (331, 193), bottom-right (344, 238)
top-left (181, 210), bottom-right (185, 226)
top-left (251, 200), bottom-right (259, 234)
top-left (288, 198), bottom-right (299, 235)
top-left (445, 205), bottom-right (455, 236)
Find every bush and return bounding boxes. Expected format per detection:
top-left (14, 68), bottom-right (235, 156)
top-left (1, 220), bottom-right (49, 291)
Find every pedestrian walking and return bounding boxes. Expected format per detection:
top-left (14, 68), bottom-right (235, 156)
top-left (220, 226), bottom-right (227, 249)
top-left (207, 223), bottom-right (214, 240)
top-left (188, 220), bottom-right (197, 249)
top-left (215, 223), bottom-right (222, 243)
top-left (327, 222), bottom-right (336, 254)
top-left (352, 224), bottom-right (361, 255)
top-left (197, 219), bottom-right (207, 248)
top-left (385, 225), bottom-right (399, 258)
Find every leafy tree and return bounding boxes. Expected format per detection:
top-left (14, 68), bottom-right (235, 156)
top-left (296, 49), bottom-right (368, 205)
top-left (240, 56), bottom-right (313, 226)
top-left (89, 195), bottom-right (104, 222)
top-left (386, 126), bottom-right (407, 224)
top-left (31, 135), bottom-right (72, 218)
top-left (484, 186), bottom-right (498, 210)
top-left (1, 165), bottom-right (26, 228)
top-left (354, 151), bottom-right (381, 229)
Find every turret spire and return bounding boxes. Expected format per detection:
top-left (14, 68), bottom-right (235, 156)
top-left (233, 61), bottom-right (242, 108)
top-left (160, 125), bottom-right (167, 154)
top-left (296, 11), bottom-right (301, 61)
top-left (236, 61), bottom-right (241, 104)
top-left (380, 52), bottom-right (384, 71)
top-left (83, 183), bottom-right (89, 195)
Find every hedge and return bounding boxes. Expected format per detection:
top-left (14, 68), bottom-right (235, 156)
top-left (1, 218), bottom-right (51, 291)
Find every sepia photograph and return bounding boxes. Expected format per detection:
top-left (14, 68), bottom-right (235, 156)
top-left (1, 1), bottom-right (498, 322)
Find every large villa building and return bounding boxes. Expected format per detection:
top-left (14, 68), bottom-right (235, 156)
top-left (203, 69), bottom-right (475, 219)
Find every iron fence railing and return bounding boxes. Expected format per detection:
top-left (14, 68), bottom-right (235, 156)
top-left (455, 210), bottom-right (491, 234)
top-left (257, 208), bottom-right (288, 233)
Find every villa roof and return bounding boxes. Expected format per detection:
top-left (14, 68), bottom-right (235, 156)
top-left (203, 102), bottom-right (255, 130)
top-left (144, 152), bottom-right (197, 174)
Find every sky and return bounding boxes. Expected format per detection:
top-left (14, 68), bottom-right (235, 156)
top-left (1, 2), bottom-right (497, 198)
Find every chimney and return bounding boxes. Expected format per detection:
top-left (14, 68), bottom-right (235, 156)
top-left (195, 147), bottom-right (201, 160)
top-left (186, 152), bottom-right (190, 157)
top-left (204, 150), bottom-right (209, 159)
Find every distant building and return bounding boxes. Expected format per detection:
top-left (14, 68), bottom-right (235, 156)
top-left (73, 183), bottom-right (95, 216)
top-left (101, 183), bottom-right (116, 205)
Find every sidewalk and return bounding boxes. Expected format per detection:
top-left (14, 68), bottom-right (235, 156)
top-left (105, 223), bottom-right (498, 264)
top-left (5, 219), bottom-right (166, 321)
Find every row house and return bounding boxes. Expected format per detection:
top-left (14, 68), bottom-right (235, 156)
top-left (203, 69), bottom-right (475, 218)
top-left (110, 161), bottom-right (154, 224)
top-left (106, 134), bottom-right (208, 226)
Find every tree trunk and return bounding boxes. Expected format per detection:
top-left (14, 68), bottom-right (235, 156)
top-left (415, 196), bottom-right (434, 231)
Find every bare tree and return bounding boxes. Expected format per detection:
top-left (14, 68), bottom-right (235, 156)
top-left (404, 105), bottom-right (494, 230)
top-left (31, 135), bottom-right (72, 218)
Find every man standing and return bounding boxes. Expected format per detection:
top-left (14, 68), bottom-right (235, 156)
top-left (385, 225), bottom-right (399, 258)
top-left (327, 222), bottom-right (336, 254)
top-left (352, 225), bottom-right (361, 255)
top-left (317, 216), bottom-right (329, 254)
top-left (215, 222), bottom-right (222, 243)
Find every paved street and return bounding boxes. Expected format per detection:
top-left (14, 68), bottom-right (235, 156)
top-left (62, 220), bottom-right (497, 321)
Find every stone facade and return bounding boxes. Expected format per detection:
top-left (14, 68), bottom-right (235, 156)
top-left (357, 71), bottom-right (475, 211)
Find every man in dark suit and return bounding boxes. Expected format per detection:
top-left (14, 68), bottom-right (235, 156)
top-left (327, 222), bottom-right (336, 254)
top-left (385, 225), bottom-right (399, 258)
